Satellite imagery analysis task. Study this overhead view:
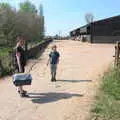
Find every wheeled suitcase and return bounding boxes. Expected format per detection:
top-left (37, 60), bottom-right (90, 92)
top-left (12, 73), bottom-right (32, 86)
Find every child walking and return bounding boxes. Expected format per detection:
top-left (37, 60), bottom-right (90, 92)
top-left (47, 45), bottom-right (60, 82)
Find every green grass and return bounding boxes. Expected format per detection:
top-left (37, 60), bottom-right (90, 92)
top-left (0, 47), bottom-right (12, 76)
top-left (0, 47), bottom-right (12, 57)
top-left (91, 67), bottom-right (120, 120)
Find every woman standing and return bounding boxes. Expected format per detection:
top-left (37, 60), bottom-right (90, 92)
top-left (13, 36), bottom-right (28, 97)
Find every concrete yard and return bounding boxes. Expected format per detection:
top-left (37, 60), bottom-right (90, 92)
top-left (0, 40), bottom-right (114, 120)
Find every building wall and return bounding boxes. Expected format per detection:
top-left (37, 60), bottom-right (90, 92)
top-left (92, 36), bottom-right (120, 43)
top-left (91, 16), bottom-right (120, 36)
top-left (70, 16), bottom-right (120, 43)
top-left (86, 35), bottom-right (91, 43)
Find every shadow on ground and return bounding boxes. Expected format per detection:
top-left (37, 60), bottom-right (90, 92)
top-left (29, 92), bottom-right (83, 104)
top-left (57, 80), bottom-right (92, 83)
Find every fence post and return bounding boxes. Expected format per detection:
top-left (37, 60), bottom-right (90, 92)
top-left (25, 40), bottom-right (28, 62)
top-left (0, 59), bottom-right (3, 77)
top-left (115, 41), bottom-right (120, 66)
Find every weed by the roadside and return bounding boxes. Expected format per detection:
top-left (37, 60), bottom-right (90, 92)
top-left (91, 67), bottom-right (120, 120)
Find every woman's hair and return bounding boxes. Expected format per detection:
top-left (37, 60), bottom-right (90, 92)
top-left (16, 35), bottom-right (24, 43)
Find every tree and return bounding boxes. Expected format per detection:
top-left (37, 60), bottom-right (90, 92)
top-left (39, 3), bottom-right (43, 17)
top-left (0, 2), bottom-right (11, 10)
top-left (19, 0), bottom-right (37, 14)
top-left (85, 13), bottom-right (94, 24)
top-left (0, 1), bottom-right (45, 47)
top-left (39, 4), bottom-right (45, 39)
top-left (0, 3), bottom-right (15, 45)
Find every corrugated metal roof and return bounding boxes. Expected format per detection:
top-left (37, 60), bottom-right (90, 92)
top-left (70, 15), bottom-right (120, 33)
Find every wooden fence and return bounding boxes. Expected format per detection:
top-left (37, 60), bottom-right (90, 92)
top-left (27, 39), bottom-right (52, 58)
top-left (0, 38), bottom-right (53, 76)
top-left (114, 41), bottom-right (120, 66)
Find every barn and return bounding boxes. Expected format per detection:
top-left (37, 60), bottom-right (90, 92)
top-left (70, 15), bottom-right (120, 43)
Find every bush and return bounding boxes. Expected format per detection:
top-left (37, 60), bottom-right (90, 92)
top-left (0, 1), bottom-right (44, 46)
top-left (91, 67), bottom-right (120, 120)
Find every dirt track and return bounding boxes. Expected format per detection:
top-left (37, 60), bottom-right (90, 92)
top-left (0, 40), bottom-right (114, 120)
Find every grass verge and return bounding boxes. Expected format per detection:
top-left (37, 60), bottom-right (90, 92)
top-left (0, 47), bottom-right (12, 76)
top-left (0, 47), bottom-right (12, 57)
top-left (91, 67), bottom-right (120, 120)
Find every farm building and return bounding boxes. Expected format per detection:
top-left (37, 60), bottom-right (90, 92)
top-left (70, 15), bottom-right (120, 43)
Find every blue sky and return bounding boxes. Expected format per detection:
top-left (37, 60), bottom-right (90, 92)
top-left (0, 0), bottom-right (120, 36)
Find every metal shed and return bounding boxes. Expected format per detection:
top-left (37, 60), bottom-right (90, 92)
top-left (70, 15), bottom-right (120, 43)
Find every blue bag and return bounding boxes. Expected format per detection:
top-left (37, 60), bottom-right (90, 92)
top-left (12, 73), bottom-right (32, 86)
